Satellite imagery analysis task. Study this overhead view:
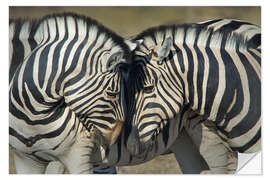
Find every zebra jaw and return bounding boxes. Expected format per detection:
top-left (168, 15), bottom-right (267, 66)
top-left (80, 120), bottom-right (123, 153)
top-left (106, 119), bottom-right (123, 146)
top-left (126, 119), bottom-right (167, 156)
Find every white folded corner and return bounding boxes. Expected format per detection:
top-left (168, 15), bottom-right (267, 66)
top-left (236, 152), bottom-right (262, 174)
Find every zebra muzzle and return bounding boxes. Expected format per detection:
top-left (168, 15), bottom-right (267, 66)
top-left (126, 127), bottom-right (142, 156)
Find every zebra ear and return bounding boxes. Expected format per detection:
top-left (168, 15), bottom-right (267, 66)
top-left (124, 38), bottom-right (143, 51)
top-left (155, 37), bottom-right (173, 61)
top-left (105, 51), bottom-right (125, 71)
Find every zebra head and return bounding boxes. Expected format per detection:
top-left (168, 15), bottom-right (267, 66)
top-left (66, 40), bottom-right (132, 147)
top-left (126, 30), bottom-right (185, 156)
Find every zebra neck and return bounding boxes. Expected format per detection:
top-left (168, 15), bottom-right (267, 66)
top-left (170, 44), bottom-right (206, 116)
top-left (9, 39), bottom-right (105, 119)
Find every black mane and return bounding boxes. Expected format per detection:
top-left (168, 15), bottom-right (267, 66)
top-left (10, 12), bottom-right (132, 63)
top-left (133, 21), bottom-right (255, 50)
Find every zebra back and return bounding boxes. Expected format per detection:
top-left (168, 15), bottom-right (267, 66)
top-left (196, 19), bottom-right (261, 49)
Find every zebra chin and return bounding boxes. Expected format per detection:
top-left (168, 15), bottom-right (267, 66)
top-left (126, 127), bottom-right (144, 156)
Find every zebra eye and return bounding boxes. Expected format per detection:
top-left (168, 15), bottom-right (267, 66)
top-left (157, 59), bottom-right (163, 65)
top-left (105, 90), bottom-right (119, 100)
top-left (152, 50), bottom-right (158, 58)
top-left (143, 85), bottom-right (155, 94)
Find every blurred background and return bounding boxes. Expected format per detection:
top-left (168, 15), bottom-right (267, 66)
top-left (9, 6), bottom-right (260, 174)
top-left (10, 6), bottom-right (260, 38)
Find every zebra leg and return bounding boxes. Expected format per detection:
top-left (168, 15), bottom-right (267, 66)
top-left (169, 128), bottom-right (210, 174)
top-left (45, 161), bottom-right (66, 174)
top-left (185, 120), bottom-right (238, 174)
top-left (13, 150), bottom-right (47, 174)
top-left (227, 151), bottom-right (238, 173)
top-left (59, 127), bottom-right (106, 174)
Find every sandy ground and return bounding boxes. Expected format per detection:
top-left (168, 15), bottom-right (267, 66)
top-left (9, 147), bottom-right (182, 174)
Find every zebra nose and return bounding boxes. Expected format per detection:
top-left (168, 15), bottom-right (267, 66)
top-left (127, 127), bottom-right (142, 156)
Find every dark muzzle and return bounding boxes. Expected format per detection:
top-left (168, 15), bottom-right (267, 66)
top-left (126, 127), bottom-right (142, 156)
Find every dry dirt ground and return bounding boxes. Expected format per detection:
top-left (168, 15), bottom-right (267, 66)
top-left (9, 148), bottom-right (182, 174)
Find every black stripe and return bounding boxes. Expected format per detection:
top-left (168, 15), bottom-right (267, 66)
top-left (159, 80), bottom-right (178, 116)
top-left (10, 21), bottom-right (25, 81)
top-left (116, 132), bottom-right (122, 163)
top-left (83, 104), bottom-right (111, 115)
top-left (162, 118), bottom-right (170, 147)
top-left (231, 128), bottom-right (261, 153)
top-left (173, 38), bottom-right (185, 73)
top-left (85, 120), bottom-right (110, 130)
top-left (28, 21), bottom-right (39, 51)
top-left (183, 30), bottom-right (195, 108)
top-left (247, 34), bottom-right (261, 49)
top-left (30, 152), bottom-right (51, 163)
top-left (215, 48), bottom-right (239, 124)
top-left (138, 120), bottom-right (159, 132)
top-left (197, 19), bottom-right (222, 27)
top-left (9, 127), bottom-right (30, 146)
top-left (88, 116), bottom-right (116, 124)
top-left (193, 31), bottom-right (205, 112)
top-left (38, 22), bottom-right (51, 88)
top-left (142, 100), bottom-right (170, 120)
top-left (220, 20), bottom-right (252, 31)
top-left (247, 48), bottom-right (261, 66)
top-left (140, 129), bottom-right (156, 139)
top-left (228, 49), bottom-right (261, 138)
top-left (166, 50), bottom-right (183, 90)
top-left (202, 32), bottom-right (219, 117)
top-left (10, 73), bottom-right (24, 108)
top-left (52, 116), bottom-right (78, 150)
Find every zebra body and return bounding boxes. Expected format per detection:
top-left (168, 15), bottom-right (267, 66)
top-left (126, 19), bottom-right (261, 173)
top-left (9, 13), bottom-right (131, 173)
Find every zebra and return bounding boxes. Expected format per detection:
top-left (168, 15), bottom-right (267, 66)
top-left (125, 19), bottom-right (261, 174)
top-left (9, 12), bottom-right (133, 173)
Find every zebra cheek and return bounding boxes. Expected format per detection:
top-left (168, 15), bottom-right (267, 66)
top-left (108, 120), bottom-right (123, 146)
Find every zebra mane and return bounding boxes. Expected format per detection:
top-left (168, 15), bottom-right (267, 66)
top-left (134, 23), bottom-right (252, 51)
top-left (9, 18), bottom-right (41, 46)
top-left (10, 12), bottom-right (131, 63)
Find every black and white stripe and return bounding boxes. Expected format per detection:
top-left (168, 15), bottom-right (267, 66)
top-left (9, 13), bottom-right (131, 173)
top-left (9, 18), bottom-right (42, 82)
top-left (125, 19), bottom-right (261, 173)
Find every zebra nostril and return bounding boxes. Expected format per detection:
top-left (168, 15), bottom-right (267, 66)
top-left (127, 127), bottom-right (142, 156)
